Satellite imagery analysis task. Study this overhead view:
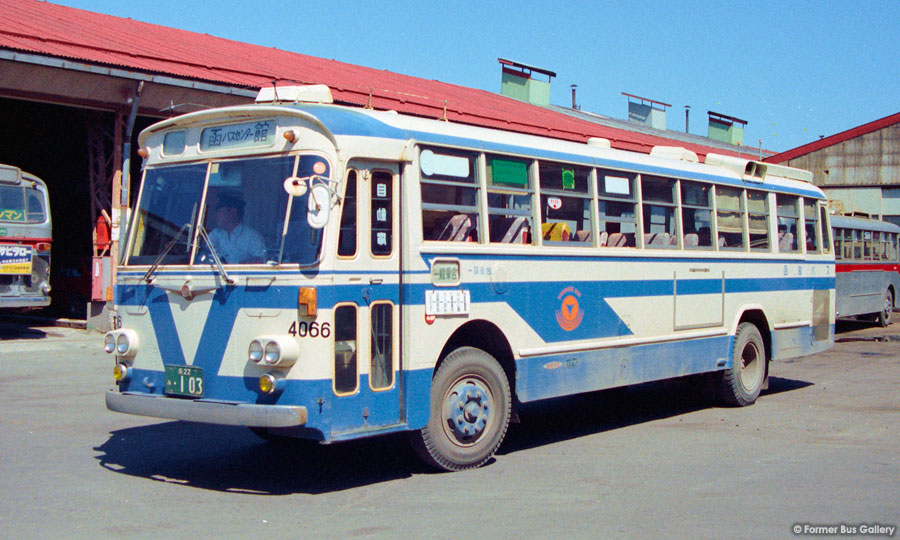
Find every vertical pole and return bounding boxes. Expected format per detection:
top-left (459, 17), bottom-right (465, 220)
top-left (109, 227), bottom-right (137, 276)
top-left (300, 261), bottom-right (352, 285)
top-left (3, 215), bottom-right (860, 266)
top-left (684, 105), bottom-right (691, 133)
top-left (110, 112), bottom-right (123, 304)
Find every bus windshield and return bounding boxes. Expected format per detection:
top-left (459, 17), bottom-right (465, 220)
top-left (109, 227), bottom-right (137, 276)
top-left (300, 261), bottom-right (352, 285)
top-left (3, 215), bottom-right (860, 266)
top-left (126, 154), bottom-right (328, 266)
top-left (0, 184), bottom-right (47, 223)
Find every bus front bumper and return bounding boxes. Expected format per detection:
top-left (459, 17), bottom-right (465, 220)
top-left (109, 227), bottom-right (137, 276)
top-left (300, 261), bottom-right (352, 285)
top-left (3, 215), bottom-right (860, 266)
top-left (106, 391), bottom-right (308, 428)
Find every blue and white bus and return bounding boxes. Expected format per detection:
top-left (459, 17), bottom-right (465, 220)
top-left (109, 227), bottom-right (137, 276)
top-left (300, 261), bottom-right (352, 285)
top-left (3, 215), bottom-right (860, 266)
top-left (105, 85), bottom-right (834, 471)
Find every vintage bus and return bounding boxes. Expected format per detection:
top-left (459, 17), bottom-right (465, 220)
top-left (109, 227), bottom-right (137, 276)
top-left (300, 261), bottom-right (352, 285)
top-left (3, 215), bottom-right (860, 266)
top-left (104, 85), bottom-right (834, 471)
top-left (0, 164), bottom-right (52, 310)
top-left (831, 214), bottom-right (900, 326)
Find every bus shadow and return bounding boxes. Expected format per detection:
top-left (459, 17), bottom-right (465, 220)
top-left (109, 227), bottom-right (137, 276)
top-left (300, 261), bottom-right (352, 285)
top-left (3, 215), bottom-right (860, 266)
top-left (94, 422), bottom-right (424, 495)
top-left (0, 319), bottom-right (58, 340)
top-left (499, 375), bottom-right (812, 455)
top-left (95, 376), bottom-right (812, 494)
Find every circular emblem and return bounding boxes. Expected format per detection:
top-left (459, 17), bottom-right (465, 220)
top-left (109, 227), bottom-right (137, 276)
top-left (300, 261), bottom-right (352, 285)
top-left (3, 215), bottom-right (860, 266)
top-left (555, 286), bottom-right (583, 331)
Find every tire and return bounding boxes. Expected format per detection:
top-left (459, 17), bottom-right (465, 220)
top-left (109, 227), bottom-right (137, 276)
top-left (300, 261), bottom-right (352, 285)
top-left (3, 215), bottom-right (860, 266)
top-left (410, 347), bottom-right (511, 471)
top-left (876, 289), bottom-right (893, 327)
top-left (717, 323), bottom-right (766, 407)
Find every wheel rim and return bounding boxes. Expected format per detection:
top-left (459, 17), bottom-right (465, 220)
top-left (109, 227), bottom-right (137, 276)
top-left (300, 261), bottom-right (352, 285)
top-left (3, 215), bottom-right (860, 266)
top-left (884, 293), bottom-right (893, 324)
top-left (739, 341), bottom-right (763, 391)
top-left (441, 375), bottom-right (494, 447)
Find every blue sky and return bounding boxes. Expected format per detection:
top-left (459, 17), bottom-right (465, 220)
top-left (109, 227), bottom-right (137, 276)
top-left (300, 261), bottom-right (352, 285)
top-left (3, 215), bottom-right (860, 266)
top-left (53, 0), bottom-right (900, 153)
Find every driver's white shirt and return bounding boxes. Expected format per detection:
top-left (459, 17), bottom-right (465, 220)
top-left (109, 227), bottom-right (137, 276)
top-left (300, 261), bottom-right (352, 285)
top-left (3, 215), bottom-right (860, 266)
top-left (208, 224), bottom-right (265, 264)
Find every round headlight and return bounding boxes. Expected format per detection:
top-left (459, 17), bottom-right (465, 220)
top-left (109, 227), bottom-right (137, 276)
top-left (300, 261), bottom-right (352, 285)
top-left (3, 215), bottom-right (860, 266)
top-left (248, 340), bottom-right (264, 363)
top-left (104, 333), bottom-right (116, 354)
top-left (264, 341), bottom-right (281, 365)
top-left (116, 333), bottom-right (130, 355)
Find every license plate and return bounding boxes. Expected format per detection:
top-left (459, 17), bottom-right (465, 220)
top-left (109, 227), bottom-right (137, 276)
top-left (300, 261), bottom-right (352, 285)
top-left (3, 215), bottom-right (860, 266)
top-left (164, 365), bottom-right (204, 397)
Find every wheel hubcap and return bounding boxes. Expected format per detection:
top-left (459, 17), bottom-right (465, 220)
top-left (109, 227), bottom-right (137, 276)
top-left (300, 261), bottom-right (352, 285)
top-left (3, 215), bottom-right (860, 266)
top-left (442, 377), bottom-right (492, 447)
top-left (739, 342), bottom-right (762, 391)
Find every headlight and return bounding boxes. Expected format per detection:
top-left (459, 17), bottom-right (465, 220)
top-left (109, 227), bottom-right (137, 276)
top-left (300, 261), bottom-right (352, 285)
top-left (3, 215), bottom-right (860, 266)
top-left (116, 333), bottom-right (131, 355)
top-left (264, 341), bottom-right (281, 365)
top-left (248, 340), bottom-right (264, 363)
top-left (247, 335), bottom-right (300, 367)
top-left (104, 329), bottom-right (139, 356)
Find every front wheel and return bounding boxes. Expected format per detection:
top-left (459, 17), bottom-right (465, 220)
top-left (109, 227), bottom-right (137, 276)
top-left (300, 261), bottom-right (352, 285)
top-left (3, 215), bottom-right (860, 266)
top-left (410, 347), bottom-right (511, 471)
top-left (717, 323), bottom-right (766, 407)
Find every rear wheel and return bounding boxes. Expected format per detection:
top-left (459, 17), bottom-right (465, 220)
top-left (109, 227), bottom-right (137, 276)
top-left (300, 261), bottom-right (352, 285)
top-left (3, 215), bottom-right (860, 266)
top-left (717, 323), bottom-right (766, 407)
top-left (876, 289), bottom-right (893, 327)
top-left (411, 347), bottom-right (511, 471)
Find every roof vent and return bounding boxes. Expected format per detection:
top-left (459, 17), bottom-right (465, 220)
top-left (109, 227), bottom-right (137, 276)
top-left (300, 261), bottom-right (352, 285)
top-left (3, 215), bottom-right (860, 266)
top-left (587, 137), bottom-right (611, 149)
top-left (707, 111), bottom-right (747, 146)
top-left (256, 84), bottom-right (334, 104)
top-left (650, 146), bottom-right (699, 163)
top-left (623, 93), bottom-right (670, 130)
top-left (498, 58), bottom-right (555, 107)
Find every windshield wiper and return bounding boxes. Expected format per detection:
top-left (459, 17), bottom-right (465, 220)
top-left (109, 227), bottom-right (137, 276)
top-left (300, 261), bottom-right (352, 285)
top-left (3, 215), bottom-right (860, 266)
top-left (197, 224), bottom-right (236, 285)
top-left (143, 223), bottom-right (192, 283)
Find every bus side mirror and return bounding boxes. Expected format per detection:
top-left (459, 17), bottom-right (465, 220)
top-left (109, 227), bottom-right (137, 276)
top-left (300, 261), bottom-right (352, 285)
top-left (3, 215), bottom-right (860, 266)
top-left (307, 184), bottom-right (332, 229)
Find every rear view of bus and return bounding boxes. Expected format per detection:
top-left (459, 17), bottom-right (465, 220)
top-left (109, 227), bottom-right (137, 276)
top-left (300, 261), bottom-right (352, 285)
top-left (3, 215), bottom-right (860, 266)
top-left (0, 164), bottom-right (52, 310)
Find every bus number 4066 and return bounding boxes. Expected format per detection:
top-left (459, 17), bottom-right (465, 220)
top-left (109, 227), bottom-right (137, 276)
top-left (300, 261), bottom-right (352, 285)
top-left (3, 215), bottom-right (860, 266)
top-left (288, 321), bottom-right (331, 338)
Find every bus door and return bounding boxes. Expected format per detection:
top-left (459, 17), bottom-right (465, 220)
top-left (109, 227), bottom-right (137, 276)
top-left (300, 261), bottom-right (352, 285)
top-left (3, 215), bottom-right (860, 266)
top-left (330, 161), bottom-right (402, 435)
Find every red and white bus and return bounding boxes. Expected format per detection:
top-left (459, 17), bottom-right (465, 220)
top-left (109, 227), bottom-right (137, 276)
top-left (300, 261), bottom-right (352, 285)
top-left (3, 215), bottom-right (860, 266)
top-left (832, 214), bottom-right (900, 326)
top-left (0, 164), bottom-right (52, 310)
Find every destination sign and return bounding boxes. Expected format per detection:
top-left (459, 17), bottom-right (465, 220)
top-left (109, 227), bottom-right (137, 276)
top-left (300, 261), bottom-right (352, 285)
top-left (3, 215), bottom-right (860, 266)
top-left (200, 120), bottom-right (276, 151)
top-left (0, 243), bottom-right (33, 275)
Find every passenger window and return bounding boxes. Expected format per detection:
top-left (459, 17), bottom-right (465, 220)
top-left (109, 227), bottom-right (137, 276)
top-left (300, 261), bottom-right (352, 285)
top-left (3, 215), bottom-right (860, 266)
top-left (803, 200), bottom-right (819, 252)
top-left (420, 147), bottom-right (479, 242)
top-left (370, 303), bottom-right (393, 390)
top-left (776, 194), bottom-right (799, 252)
top-left (371, 171), bottom-right (393, 256)
top-left (597, 169), bottom-right (637, 247)
top-left (680, 181), bottom-right (713, 249)
top-left (834, 229), bottom-right (844, 260)
top-left (716, 186), bottom-right (745, 250)
top-left (486, 155), bottom-right (533, 244)
top-left (337, 171), bottom-right (357, 257)
top-left (820, 207), bottom-right (831, 254)
top-left (641, 176), bottom-right (677, 248)
top-left (25, 191), bottom-right (46, 223)
top-left (539, 161), bottom-right (592, 245)
top-left (334, 305), bottom-right (358, 395)
top-left (747, 190), bottom-right (770, 251)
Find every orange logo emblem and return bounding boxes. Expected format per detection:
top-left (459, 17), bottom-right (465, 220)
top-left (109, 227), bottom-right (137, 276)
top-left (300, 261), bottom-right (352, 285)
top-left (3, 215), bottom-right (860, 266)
top-left (555, 286), bottom-right (584, 331)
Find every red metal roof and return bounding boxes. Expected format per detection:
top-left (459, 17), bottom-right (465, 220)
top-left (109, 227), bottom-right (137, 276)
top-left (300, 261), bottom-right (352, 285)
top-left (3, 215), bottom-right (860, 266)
top-left (1, 0), bottom-right (742, 159)
top-left (766, 111), bottom-right (900, 164)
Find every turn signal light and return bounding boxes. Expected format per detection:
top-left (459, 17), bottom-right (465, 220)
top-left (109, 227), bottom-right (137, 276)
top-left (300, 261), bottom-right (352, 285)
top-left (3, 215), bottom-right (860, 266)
top-left (113, 363), bottom-right (130, 382)
top-left (258, 374), bottom-right (283, 395)
top-left (298, 287), bottom-right (317, 316)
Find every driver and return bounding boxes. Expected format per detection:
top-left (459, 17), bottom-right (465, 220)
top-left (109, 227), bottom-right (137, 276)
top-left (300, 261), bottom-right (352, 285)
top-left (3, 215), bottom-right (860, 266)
top-left (208, 192), bottom-right (265, 264)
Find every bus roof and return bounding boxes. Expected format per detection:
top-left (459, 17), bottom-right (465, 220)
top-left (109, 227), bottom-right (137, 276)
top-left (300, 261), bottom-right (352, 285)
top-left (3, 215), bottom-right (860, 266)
top-left (140, 101), bottom-right (826, 200)
top-left (830, 215), bottom-right (900, 233)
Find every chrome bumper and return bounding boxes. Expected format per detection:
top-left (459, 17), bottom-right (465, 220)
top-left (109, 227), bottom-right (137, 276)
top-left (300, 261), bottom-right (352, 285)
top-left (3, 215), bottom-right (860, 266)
top-left (106, 391), bottom-right (307, 428)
